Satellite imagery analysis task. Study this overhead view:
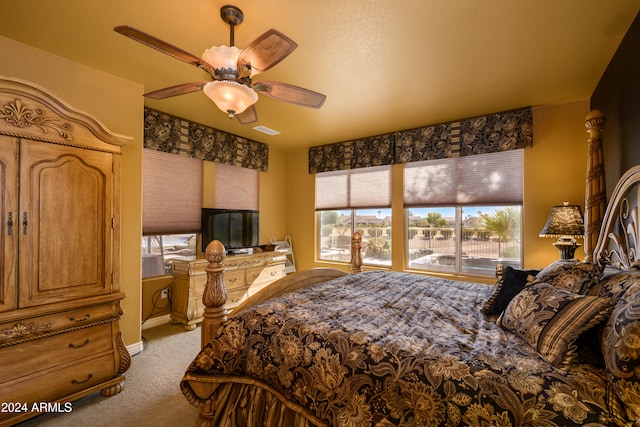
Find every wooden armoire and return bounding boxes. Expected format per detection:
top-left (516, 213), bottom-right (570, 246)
top-left (0, 77), bottom-right (131, 426)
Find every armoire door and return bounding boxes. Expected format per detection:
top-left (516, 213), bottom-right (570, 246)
top-left (18, 139), bottom-right (115, 307)
top-left (0, 136), bottom-right (17, 312)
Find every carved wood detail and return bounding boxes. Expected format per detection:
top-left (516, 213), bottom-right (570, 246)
top-left (584, 110), bottom-right (606, 262)
top-left (1, 98), bottom-right (73, 140)
top-left (350, 231), bottom-right (363, 274)
top-left (593, 165), bottom-right (640, 268)
top-left (0, 76), bottom-right (131, 425)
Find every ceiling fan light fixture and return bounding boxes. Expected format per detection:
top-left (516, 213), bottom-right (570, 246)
top-left (202, 45), bottom-right (241, 79)
top-left (203, 80), bottom-right (258, 118)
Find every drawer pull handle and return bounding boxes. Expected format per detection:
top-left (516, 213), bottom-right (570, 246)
top-left (22, 212), bottom-right (28, 235)
top-left (270, 271), bottom-right (277, 276)
top-left (71, 373), bottom-right (93, 385)
top-left (7, 212), bottom-right (13, 236)
top-left (228, 278), bottom-right (237, 282)
top-left (69, 339), bottom-right (91, 349)
top-left (70, 314), bottom-right (90, 323)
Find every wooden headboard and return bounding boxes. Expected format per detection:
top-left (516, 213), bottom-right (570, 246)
top-left (592, 165), bottom-right (640, 269)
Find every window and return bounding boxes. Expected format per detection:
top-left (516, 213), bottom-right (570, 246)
top-left (141, 234), bottom-right (197, 278)
top-left (404, 150), bottom-right (523, 276)
top-left (316, 166), bottom-right (391, 267)
top-left (142, 149), bottom-right (202, 277)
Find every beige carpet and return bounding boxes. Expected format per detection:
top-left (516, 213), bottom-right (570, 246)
top-left (17, 323), bottom-right (201, 427)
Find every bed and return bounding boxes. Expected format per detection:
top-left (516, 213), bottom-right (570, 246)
top-left (181, 111), bottom-right (640, 427)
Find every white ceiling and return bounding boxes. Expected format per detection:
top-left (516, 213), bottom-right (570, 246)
top-left (2, 1), bottom-right (639, 151)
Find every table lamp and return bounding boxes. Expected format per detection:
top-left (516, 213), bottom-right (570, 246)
top-left (539, 201), bottom-right (585, 260)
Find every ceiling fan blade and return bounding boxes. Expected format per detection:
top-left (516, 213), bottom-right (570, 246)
top-left (236, 105), bottom-right (258, 124)
top-left (114, 25), bottom-right (214, 70)
top-left (237, 29), bottom-right (297, 76)
top-left (254, 81), bottom-right (326, 108)
top-left (143, 82), bottom-right (206, 99)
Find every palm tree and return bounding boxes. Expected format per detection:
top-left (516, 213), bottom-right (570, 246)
top-left (426, 212), bottom-right (448, 227)
top-left (424, 212), bottom-right (448, 245)
top-left (481, 208), bottom-right (520, 257)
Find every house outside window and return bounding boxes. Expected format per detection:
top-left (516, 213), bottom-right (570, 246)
top-left (404, 150), bottom-right (523, 276)
top-left (316, 166), bottom-right (392, 267)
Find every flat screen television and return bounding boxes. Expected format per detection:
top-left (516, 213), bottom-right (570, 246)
top-left (201, 208), bottom-right (259, 253)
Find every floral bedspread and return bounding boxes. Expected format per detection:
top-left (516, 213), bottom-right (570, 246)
top-left (181, 271), bottom-right (615, 426)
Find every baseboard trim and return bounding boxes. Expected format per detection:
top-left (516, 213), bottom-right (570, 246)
top-left (127, 340), bottom-right (144, 357)
top-left (141, 313), bottom-right (172, 330)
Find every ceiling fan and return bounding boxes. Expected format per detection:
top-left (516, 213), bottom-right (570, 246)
top-left (114, 5), bottom-right (326, 124)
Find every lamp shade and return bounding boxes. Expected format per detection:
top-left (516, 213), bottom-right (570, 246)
top-left (539, 202), bottom-right (585, 238)
top-left (202, 45), bottom-right (241, 77)
top-left (203, 81), bottom-right (258, 117)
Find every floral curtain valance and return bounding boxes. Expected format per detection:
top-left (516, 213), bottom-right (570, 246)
top-left (309, 107), bottom-right (532, 173)
top-left (143, 108), bottom-right (269, 171)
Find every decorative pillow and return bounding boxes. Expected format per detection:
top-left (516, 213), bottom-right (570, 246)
top-left (498, 282), bottom-right (614, 367)
top-left (481, 265), bottom-right (539, 317)
top-left (601, 282), bottom-right (640, 425)
top-left (588, 268), bottom-right (640, 301)
top-left (534, 260), bottom-right (603, 294)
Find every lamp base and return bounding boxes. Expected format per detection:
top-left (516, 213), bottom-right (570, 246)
top-left (553, 238), bottom-right (581, 260)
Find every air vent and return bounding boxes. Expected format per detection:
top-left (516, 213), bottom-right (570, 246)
top-left (253, 125), bottom-right (281, 136)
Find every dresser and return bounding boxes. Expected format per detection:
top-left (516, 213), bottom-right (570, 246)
top-left (171, 251), bottom-right (286, 330)
top-left (0, 77), bottom-right (131, 426)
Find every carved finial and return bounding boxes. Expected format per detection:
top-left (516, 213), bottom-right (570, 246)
top-left (205, 239), bottom-right (225, 265)
top-left (585, 109), bottom-right (606, 138)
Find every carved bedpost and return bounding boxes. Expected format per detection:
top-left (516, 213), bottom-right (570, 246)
top-left (350, 232), bottom-right (363, 274)
top-left (584, 110), bottom-right (606, 262)
top-left (201, 240), bottom-right (226, 348)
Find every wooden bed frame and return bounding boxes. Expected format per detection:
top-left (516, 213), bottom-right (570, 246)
top-left (193, 109), bottom-right (633, 425)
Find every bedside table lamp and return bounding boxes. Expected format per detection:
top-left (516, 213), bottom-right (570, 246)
top-left (539, 202), bottom-right (585, 260)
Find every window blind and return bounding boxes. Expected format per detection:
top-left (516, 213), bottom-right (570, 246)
top-left (143, 149), bottom-right (202, 235)
top-left (213, 162), bottom-right (259, 210)
top-left (404, 150), bottom-right (523, 206)
top-left (316, 165), bottom-right (391, 210)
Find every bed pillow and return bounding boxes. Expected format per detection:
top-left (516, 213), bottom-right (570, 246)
top-left (601, 281), bottom-right (640, 425)
top-left (498, 282), bottom-right (614, 367)
top-left (481, 265), bottom-right (539, 318)
top-left (534, 260), bottom-right (602, 294)
top-left (588, 268), bottom-right (640, 301)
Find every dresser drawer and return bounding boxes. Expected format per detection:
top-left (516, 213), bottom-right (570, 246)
top-left (226, 287), bottom-right (249, 309)
top-left (0, 353), bottom-right (116, 418)
top-left (0, 323), bottom-right (114, 384)
top-left (0, 302), bottom-right (119, 347)
top-left (246, 264), bottom-right (285, 286)
top-left (224, 269), bottom-right (246, 290)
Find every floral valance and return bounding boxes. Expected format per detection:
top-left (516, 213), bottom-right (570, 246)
top-left (309, 107), bottom-right (532, 173)
top-left (143, 108), bottom-right (269, 171)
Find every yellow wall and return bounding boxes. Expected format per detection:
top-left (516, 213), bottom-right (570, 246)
top-left (524, 100), bottom-right (590, 268)
top-left (287, 100), bottom-right (592, 276)
top-left (1, 36), bottom-right (144, 347)
top-left (259, 148), bottom-right (289, 243)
